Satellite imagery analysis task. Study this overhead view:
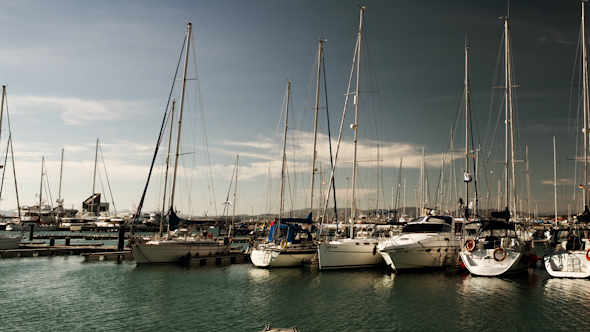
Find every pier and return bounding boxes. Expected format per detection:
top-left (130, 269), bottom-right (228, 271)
top-left (0, 243), bottom-right (127, 259)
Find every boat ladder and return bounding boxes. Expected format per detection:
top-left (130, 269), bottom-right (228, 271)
top-left (263, 250), bottom-right (272, 265)
top-left (567, 253), bottom-right (582, 272)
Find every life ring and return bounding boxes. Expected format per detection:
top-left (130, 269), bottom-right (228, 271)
top-left (280, 239), bottom-right (287, 249)
top-left (493, 248), bottom-right (506, 261)
top-left (465, 238), bottom-right (476, 251)
top-left (586, 249), bottom-right (590, 261)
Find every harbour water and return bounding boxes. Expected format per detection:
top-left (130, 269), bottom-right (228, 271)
top-left (2, 249), bottom-right (590, 331)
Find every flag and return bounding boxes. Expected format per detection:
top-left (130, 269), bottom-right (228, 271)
top-left (580, 184), bottom-right (584, 189)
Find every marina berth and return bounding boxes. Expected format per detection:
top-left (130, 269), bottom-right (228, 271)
top-left (378, 214), bottom-right (460, 271)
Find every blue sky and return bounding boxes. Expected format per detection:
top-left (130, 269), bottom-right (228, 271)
top-left (0, 0), bottom-right (584, 217)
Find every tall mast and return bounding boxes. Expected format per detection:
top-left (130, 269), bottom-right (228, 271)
top-left (501, 15), bottom-right (516, 216)
top-left (231, 155), bottom-right (239, 237)
top-left (57, 148), bottom-right (64, 222)
top-left (92, 139), bottom-right (98, 196)
top-left (169, 22), bottom-right (192, 210)
top-left (526, 145), bottom-right (531, 219)
top-left (10, 135), bottom-right (21, 232)
top-left (0, 86), bottom-right (4, 145)
top-left (39, 157), bottom-right (44, 209)
top-left (161, 100), bottom-right (176, 236)
top-left (583, 0), bottom-right (589, 210)
top-left (279, 81), bottom-right (290, 223)
top-left (350, 6), bottom-right (366, 239)
top-left (310, 38), bottom-right (324, 217)
top-left (465, 44), bottom-right (470, 219)
top-left (554, 136), bottom-right (558, 223)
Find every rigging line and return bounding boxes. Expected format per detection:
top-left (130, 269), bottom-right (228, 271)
top-left (131, 32), bottom-right (186, 232)
top-left (98, 143), bottom-right (117, 215)
top-left (568, 28), bottom-right (583, 199)
top-left (191, 31), bottom-right (217, 216)
top-left (483, 32), bottom-right (506, 162)
top-left (222, 158), bottom-right (237, 218)
top-left (42, 158), bottom-right (54, 209)
top-left (259, 83), bottom-right (289, 216)
top-left (322, 47), bottom-right (338, 220)
top-left (321, 30), bottom-right (360, 222)
top-left (0, 140), bottom-right (10, 203)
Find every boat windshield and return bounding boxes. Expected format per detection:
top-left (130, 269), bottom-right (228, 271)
top-left (402, 223), bottom-right (451, 233)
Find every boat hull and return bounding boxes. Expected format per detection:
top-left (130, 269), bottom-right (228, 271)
top-left (544, 251), bottom-right (590, 278)
top-left (317, 238), bottom-right (384, 269)
top-left (0, 234), bottom-right (22, 250)
top-left (132, 242), bottom-right (230, 264)
top-left (251, 245), bottom-right (316, 268)
top-left (380, 243), bottom-right (460, 270)
top-left (460, 249), bottom-right (533, 276)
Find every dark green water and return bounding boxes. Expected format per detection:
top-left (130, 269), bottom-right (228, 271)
top-left (1, 254), bottom-right (590, 331)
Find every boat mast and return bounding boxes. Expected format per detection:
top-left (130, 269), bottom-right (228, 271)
top-left (0, 88), bottom-right (21, 231)
top-left (56, 148), bottom-right (64, 222)
top-left (279, 81), bottom-right (290, 224)
top-left (0, 86), bottom-right (4, 144)
top-left (169, 22), bottom-right (192, 210)
top-left (501, 15), bottom-right (516, 217)
top-left (91, 138), bottom-right (98, 214)
top-left (10, 135), bottom-right (21, 233)
top-left (583, 0), bottom-right (589, 210)
top-left (231, 155), bottom-right (239, 237)
top-left (310, 38), bottom-right (324, 218)
top-left (350, 6), bottom-right (366, 239)
top-left (526, 145), bottom-right (531, 219)
top-left (161, 100), bottom-right (176, 236)
top-left (39, 157), bottom-right (44, 211)
top-left (465, 44), bottom-right (470, 219)
top-left (554, 136), bottom-right (558, 223)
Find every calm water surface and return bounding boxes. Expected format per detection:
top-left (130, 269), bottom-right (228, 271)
top-left (1, 252), bottom-right (590, 331)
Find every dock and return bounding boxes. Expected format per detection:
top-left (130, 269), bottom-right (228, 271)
top-left (0, 243), bottom-right (129, 259)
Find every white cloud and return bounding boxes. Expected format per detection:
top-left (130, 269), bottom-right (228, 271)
top-left (9, 95), bottom-right (155, 125)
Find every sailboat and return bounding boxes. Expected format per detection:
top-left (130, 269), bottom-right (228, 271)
top-left (130, 22), bottom-right (230, 264)
top-left (460, 14), bottom-right (537, 277)
top-left (0, 85), bottom-right (22, 248)
top-left (378, 43), bottom-right (479, 272)
top-left (250, 80), bottom-right (317, 268)
top-left (316, 7), bottom-right (388, 270)
top-left (544, 0), bottom-right (590, 278)
top-left (15, 156), bottom-right (57, 231)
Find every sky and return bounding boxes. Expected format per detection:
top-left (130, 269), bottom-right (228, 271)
top-left (0, 0), bottom-right (586, 218)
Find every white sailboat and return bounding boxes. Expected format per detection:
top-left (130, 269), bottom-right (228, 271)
top-left (544, 0), bottom-right (590, 278)
top-left (0, 85), bottom-right (22, 248)
top-left (131, 22), bottom-right (230, 264)
top-left (317, 7), bottom-right (387, 270)
top-left (460, 14), bottom-right (537, 277)
top-left (250, 80), bottom-right (317, 268)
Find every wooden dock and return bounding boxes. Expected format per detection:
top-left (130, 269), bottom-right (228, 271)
top-left (0, 244), bottom-right (128, 259)
top-left (1, 243), bottom-right (251, 268)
